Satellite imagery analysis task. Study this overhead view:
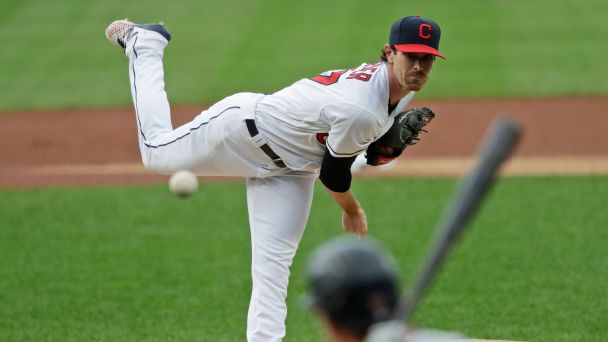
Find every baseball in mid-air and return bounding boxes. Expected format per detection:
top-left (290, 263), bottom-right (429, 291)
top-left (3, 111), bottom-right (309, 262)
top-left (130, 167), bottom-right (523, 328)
top-left (169, 170), bottom-right (199, 198)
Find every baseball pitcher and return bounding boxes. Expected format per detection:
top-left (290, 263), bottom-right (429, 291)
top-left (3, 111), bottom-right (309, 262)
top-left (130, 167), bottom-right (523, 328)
top-left (105, 15), bottom-right (444, 341)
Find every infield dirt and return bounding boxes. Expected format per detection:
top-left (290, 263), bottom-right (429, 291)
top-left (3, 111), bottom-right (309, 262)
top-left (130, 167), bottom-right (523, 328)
top-left (1, 96), bottom-right (607, 188)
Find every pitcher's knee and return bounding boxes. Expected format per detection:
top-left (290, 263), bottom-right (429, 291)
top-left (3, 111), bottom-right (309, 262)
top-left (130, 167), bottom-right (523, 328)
top-left (140, 151), bottom-right (173, 174)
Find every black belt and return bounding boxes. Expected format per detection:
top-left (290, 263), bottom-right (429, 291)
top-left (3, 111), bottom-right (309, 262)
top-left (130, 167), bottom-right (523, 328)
top-left (245, 119), bottom-right (286, 168)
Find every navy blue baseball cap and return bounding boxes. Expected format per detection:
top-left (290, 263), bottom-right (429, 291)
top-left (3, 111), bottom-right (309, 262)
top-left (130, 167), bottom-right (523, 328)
top-left (389, 16), bottom-right (445, 59)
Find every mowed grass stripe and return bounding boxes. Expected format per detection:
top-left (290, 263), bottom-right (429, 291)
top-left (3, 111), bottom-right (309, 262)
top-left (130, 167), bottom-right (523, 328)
top-left (1, 0), bottom-right (607, 110)
top-left (1, 176), bottom-right (606, 341)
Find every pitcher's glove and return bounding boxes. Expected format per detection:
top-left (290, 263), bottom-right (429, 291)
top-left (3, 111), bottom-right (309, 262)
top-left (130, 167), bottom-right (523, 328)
top-left (365, 107), bottom-right (435, 166)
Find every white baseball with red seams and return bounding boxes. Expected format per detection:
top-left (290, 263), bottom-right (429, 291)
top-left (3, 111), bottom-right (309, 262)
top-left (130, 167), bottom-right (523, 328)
top-left (116, 24), bottom-right (415, 342)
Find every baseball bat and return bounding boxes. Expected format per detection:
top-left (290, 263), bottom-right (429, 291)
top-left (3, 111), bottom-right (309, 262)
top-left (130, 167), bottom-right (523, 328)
top-left (395, 117), bottom-right (522, 322)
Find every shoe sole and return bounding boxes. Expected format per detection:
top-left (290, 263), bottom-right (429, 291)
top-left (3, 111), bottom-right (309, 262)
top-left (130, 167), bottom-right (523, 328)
top-left (105, 20), bottom-right (134, 47)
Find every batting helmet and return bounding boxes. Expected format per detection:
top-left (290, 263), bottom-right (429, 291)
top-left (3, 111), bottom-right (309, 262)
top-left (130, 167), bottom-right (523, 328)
top-left (305, 237), bottom-right (401, 336)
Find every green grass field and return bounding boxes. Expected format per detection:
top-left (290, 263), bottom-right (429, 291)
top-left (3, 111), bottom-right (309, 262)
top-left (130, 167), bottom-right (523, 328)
top-left (1, 0), bottom-right (607, 110)
top-left (2, 1), bottom-right (607, 341)
top-left (1, 177), bottom-right (606, 341)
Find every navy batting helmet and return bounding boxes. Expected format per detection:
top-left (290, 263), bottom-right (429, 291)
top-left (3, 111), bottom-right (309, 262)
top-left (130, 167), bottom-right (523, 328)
top-left (304, 237), bottom-right (401, 336)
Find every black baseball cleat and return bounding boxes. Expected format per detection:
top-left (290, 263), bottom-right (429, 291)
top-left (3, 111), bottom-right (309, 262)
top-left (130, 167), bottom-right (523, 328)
top-left (105, 19), bottom-right (171, 49)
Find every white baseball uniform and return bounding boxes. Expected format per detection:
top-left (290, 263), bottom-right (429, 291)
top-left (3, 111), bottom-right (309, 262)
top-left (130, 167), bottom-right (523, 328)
top-left (124, 28), bottom-right (414, 341)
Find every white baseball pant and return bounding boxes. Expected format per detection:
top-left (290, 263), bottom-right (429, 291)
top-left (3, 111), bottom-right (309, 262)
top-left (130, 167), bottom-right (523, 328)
top-left (125, 28), bottom-right (317, 341)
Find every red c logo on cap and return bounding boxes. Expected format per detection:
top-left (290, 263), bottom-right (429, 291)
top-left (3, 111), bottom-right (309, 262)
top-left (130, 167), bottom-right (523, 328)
top-left (419, 24), bottom-right (432, 39)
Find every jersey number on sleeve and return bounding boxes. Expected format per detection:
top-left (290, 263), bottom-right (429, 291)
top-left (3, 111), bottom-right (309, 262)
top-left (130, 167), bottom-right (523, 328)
top-left (310, 70), bottom-right (348, 85)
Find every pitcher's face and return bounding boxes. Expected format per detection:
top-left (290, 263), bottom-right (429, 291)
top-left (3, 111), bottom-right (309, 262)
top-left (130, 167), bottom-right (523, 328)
top-left (389, 49), bottom-right (435, 92)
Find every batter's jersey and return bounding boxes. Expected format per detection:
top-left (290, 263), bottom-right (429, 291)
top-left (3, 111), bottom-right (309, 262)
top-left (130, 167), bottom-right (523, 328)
top-left (255, 62), bottom-right (415, 170)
